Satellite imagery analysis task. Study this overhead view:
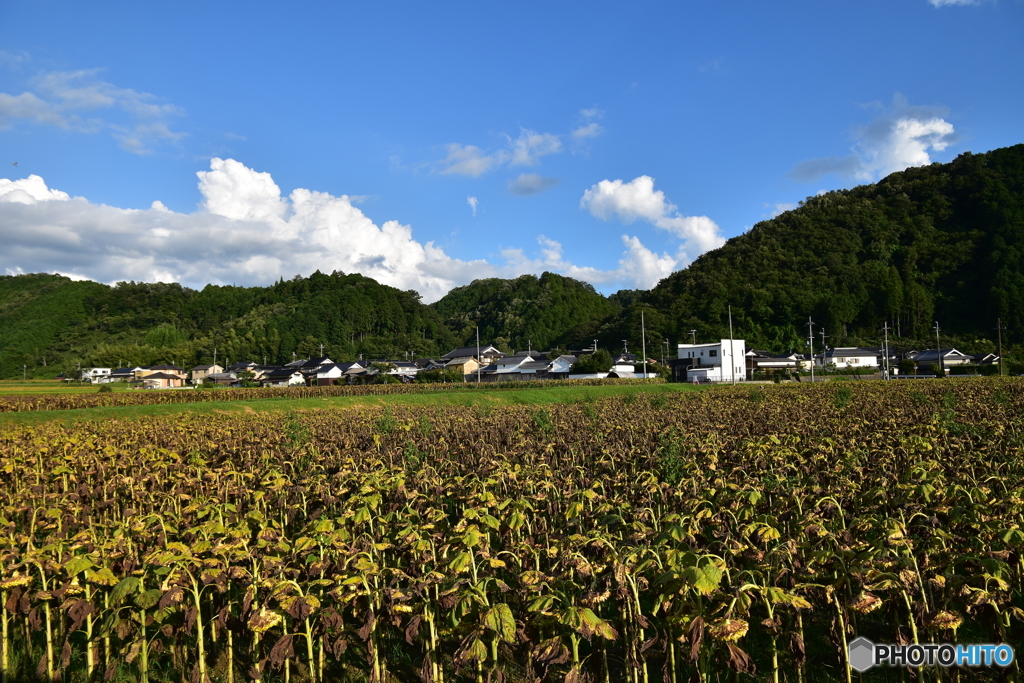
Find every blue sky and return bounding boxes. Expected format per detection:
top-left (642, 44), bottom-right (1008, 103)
top-left (2, 0), bottom-right (1022, 301)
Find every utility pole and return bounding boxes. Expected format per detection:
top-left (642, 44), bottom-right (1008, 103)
top-left (728, 305), bottom-right (736, 385)
top-left (528, 339), bottom-right (531, 355)
top-left (622, 339), bottom-right (629, 355)
top-left (882, 321), bottom-right (891, 380)
top-left (663, 339), bottom-right (668, 367)
top-left (819, 328), bottom-right (829, 372)
top-left (689, 329), bottom-right (697, 345)
top-left (806, 317), bottom-right (815, 384)
top-left (996, 318), bottom-right (1006, 377)
top-left (934, 321), bottom-right (943, 377)
top-left (593, 339), bottom-right (598, 353)
top-left (641, 310), bottom-right (648, 379)
top-left (319, 343), bottom-right (324, 356)
top-left (476, 326), bottom-right (481, 384)
top-left (213, 347), bottom-right (217, 368)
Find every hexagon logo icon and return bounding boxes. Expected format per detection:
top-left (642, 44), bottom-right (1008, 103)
top-left (848, 637), bottom-right (876, 672)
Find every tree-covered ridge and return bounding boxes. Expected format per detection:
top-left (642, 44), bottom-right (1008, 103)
top-left (4, 144), bottom-right (1024, 378)
top-left (430, 271), bottom-right (617, 352)
top-left (0, 271), bottom-right (456, 378)
top-left (577, 144), bottom-right (1024, 357)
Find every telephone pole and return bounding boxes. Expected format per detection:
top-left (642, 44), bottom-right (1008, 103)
top-left (689, 329), bottom-right (697, 345)
top-left (806, 317), bottom-right (815, 383)
top-left (641, 310), bottom-right (648, 379)
top-left (934, 321), bottom-right (944, 377)
top-left (882, 321), bottom-right (891, 380)
top-left (476, 326), bottom-right (481, 384)
top-left (996, 318), bottom-right (1006, 377)
top-left (819, 328), bottom-right (829, 372)
top-left (728, 305), bottom-right (736, 385)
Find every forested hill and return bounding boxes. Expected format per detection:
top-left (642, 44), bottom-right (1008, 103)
top-left (430, 272), bottom-right (617, 351)
top-left (0, 271), bottom-right (455, 378)
top-left (574, 144), bottom-right (1024, 355)
top-left (4, 144), bottom-right (1023, 378)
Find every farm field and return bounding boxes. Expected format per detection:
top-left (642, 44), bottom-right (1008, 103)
top-left (0, 381), bottom-right (133, 395)
top-left (0, 381), bottom-right (691, 425)
top-left (1, 380), bottom-right (1022, 682)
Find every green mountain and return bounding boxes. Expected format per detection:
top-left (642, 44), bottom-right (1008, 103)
top-left (430, 272), bottom-right (618, 352)
top-left (0, 271), bottom-right (456, 378)
top-left (4, 144), bottom-right (1023, 378)
top-left (574, 144), bottom-right (1024, 358)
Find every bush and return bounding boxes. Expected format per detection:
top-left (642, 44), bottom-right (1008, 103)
top-left (97, 384), bottom-right (113, 393)
top-left (571, 349), bottom-right (613, 374)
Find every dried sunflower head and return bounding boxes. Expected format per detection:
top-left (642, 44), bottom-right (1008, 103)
top-left (0, 573), bottom-right (32, 588)
top-left (849, 591), bottom-right (883, 614)
top-left (927, 610), bottom-right (963, 631)
top-left (708, 619), bottom-right (749, 642)
top-left (247, 606), bottom-right (283, 634)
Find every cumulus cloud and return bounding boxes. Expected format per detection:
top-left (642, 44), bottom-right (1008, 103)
top-left (0, 159), bottom-right (677, 301)
top-left (0, 67), bottom-right (185, 154)
top-left (467, 196), bottom-right (478, 216)
top-left (0, 175), bottom-right (70, 203)
top-left (580, 175), bottom-right (726, 261)
top-left (499, 234), bottom-right (676, 290)
top-left (438, 128), bottom-right (563, 176)
top-left (791, 95), bottom-right (957, 183)
top-left (508, 173), bottom-right (559, 196)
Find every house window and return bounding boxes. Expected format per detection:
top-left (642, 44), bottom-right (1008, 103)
top-left (709, 350), bottom-right (718, 357)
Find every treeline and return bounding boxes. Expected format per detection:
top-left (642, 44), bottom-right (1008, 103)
top-left (3, 144), bottom-right (1023, 378)
top-left (0, 271), bottom-right (456, 378)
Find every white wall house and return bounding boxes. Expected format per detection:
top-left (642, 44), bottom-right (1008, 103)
top-left (80, 367), bottom-right (112, 383)
top-left (678, 340), bottom-right (746, 382)
top-left (818, 348), bottom-right (880, 368)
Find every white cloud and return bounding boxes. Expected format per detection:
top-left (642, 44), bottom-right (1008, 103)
top-left (767, 202), bottom-right (797, 218)
top-left (928, 0), bottom-right (979, 5)
top-left (467, 196), bottom-right (478, 216)
top-left (508, 173), bottom-right (559, 196)
top-left (0, 175), bottom-right (70, 203)
top-left (498, 234), bottom-right (676, 290)
top-left (439, 144), bottom-right (498, 177)
top-left (508, 129), bottom-right (562, 166)
top-left (438, 128), bottom-right (562, 176)
top-left (0, 159), bottom-right (681, 302)
top-left (571, 122), bottom-right (603, 140)
top-left (580, 175), bottom-right (726, 264)
top-left (791, 95), bottom-right (957, 182)
top-left (0, 67), bottom-right (185, 154)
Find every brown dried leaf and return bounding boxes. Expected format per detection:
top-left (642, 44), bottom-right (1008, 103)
top-left (725, 642), bottom-right (756, 674)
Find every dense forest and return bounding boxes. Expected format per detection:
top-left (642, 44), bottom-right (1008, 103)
top-left (0, 271), bottom-right (455, 378)
top-left (2, 144), bottom-right (1023, 378)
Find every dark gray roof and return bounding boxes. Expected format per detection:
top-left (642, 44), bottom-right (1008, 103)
top-left (142, 372), bottom-right (182, 380)
top-left (519, 361), bottom-right (551, 371)
top-left (442, 345), bottom-right (504, 359)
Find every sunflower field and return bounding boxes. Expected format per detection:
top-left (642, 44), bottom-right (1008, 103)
top-left (1, 380), bottom-right (1022, 682)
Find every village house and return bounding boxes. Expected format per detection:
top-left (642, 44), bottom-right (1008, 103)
top-left (191, 364), bottom-right (224, 384)
top-left (677, 340), bottom-right (746, 383)
top-left (817, 347), bottom-right (880, 369)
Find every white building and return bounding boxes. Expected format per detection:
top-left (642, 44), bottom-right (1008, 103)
top-left (678, 340), bottom-right (746, 383)
top-left (818, 347), bottom-right (880, 368)
top-left (80, 367), bottom-right (112, 383)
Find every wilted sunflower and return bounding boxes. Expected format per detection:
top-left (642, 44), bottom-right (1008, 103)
top-left (0, 573), bottom-right (31, 588)
top-left (849, 591), bottom-right (883, 614)
top-left (709, 619), bottom-right (749, 642)
top-left (926, 611), bottom-right (963, 631)
top-left (247, 606), bottom-right (283, 634)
